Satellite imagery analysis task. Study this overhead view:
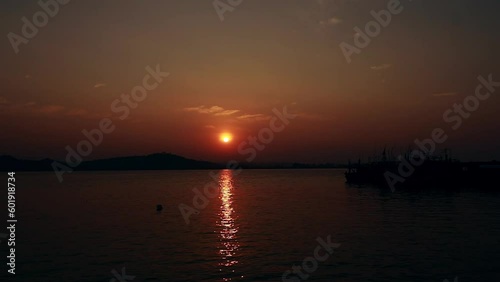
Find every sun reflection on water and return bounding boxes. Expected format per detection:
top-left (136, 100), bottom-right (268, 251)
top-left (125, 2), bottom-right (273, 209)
top-left (217, 170), bottom-right (240, 280)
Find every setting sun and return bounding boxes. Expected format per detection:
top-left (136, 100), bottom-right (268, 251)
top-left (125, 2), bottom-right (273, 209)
top-left (220, 133), bottom-right (233, 143)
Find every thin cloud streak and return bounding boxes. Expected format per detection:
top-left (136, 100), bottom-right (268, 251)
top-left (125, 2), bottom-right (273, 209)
top-left (370, 64), bottom-right (392, 71)
top-left (433, 92), bottom-right (458, 97)
top-left (94, 83), bottom-right (107, 88)
top-left (184, 105), bottom-right (239, 116)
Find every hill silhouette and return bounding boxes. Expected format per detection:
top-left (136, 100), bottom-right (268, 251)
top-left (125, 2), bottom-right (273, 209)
top-left (0, 153), bottom-right (223, 171)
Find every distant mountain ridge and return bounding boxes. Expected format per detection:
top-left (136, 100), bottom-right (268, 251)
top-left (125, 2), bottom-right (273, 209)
top-left (0, 153), bottom-right (223, 171)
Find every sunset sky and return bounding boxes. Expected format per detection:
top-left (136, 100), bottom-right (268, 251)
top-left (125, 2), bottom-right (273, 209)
top-left (1, 0), bottom-right (499, 163)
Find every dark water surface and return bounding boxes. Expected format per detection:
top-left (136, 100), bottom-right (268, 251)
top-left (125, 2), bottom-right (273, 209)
top-left (2, 169), bottom-right (499, 281)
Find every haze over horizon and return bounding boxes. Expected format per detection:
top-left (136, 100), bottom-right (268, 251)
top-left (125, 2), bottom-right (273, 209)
top-left (2, 0), bottom-right (500, 164)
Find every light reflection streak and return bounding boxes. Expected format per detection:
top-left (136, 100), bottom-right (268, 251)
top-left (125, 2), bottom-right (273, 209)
top-left (217, 170), bottom-right (240, 280)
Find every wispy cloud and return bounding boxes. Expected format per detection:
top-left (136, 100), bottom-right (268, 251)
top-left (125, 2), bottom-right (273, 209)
top-left (36, 105), bottom-right (65, 114)
top-left (65, 109), bottom-right (89, 116)
top-left (370, 64), bottom-right (392, 71)
top-left (94, 83), bottom-right (107, 88)
top-left (0, 100), bottom-right (103, 119)
top-left (316, 0), bottom-right (326, 6)
top-left (433, 92), bottom-right (457, 97)
top-left (319, 17), bottom-right (342, 26)
top-left (184, 105), bottom-right (222, 114)
top-left (215, 110), bottom-right (240, 116)
top-left (184, 105), bottom-right (239, 116)
top-left (237, 114), bottom-right (271, 121)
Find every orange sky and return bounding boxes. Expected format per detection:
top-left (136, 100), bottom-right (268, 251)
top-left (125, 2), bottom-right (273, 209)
top-left (1, 0), bottom-right (500, 163)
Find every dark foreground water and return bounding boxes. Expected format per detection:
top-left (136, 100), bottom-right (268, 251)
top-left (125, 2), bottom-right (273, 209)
top-left (1, 169), bottom-right (499, 281)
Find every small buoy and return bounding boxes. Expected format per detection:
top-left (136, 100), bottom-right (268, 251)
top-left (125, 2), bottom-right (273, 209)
top-left (156, 204), bottom-right (163, 211)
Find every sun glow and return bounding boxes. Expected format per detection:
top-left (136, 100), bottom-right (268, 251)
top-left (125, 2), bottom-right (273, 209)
top-left (220, 133), bottom-right (232, 143)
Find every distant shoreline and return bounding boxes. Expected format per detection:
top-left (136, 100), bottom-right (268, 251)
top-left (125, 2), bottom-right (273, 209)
top-left (0, 153), bottom-right (346, 172)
